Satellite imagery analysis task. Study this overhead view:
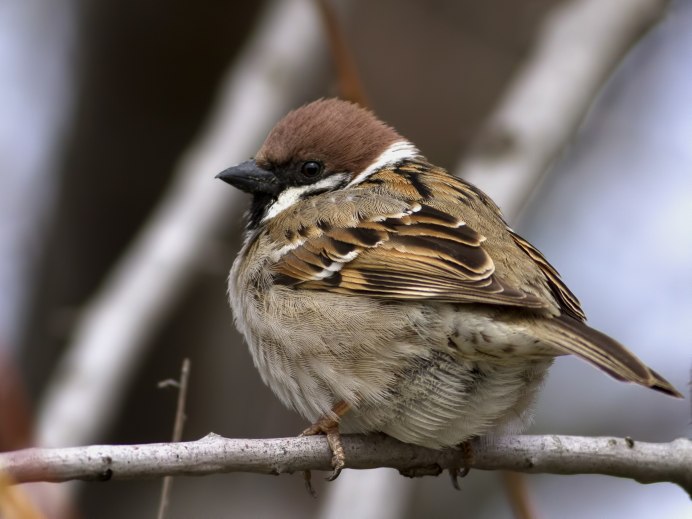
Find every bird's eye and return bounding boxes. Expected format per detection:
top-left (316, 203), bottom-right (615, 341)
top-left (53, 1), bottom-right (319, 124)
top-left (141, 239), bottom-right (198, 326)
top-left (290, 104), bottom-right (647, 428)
top-left (301, 161), bottom-right (323, 178)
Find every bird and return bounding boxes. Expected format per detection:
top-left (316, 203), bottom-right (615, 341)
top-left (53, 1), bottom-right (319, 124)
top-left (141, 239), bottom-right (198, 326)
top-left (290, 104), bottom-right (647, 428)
top-left (216, 98), bottom-right (681, 483)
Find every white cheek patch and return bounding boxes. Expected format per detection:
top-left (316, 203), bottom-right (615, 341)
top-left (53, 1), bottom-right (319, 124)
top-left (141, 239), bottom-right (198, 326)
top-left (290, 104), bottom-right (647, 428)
top-left (262, 187), bottom-right (305, 222)
top-left (262, 174), bottom-right (348, 222)
top-left (348, 140), bottom-right (420, 187)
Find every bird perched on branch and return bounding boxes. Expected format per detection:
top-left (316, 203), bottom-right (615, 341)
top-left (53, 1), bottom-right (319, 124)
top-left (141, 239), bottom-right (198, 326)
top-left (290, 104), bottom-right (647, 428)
top-left (217, 98), bottom-right (681, 483)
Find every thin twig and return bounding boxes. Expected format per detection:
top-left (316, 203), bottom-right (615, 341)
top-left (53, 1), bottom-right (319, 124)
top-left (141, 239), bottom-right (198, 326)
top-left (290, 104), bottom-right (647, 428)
top-left (156, 358), bottom-right (191, 519)
top-left (1, 435), bottom-right (690, 496)
top-left (501, 471), bottom-right (539, 519)
top-left (313, 0), bottom-right (368, 107)
top-left (0, 470), bottom-right (45, 519)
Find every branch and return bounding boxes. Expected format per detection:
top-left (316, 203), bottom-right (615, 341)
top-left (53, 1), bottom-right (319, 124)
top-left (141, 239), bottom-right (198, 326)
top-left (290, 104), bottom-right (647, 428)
top-left (313, 0), bottom-right (368, 107)
top-left (1, 435), bottom-right (690, 496)
top-left (455, 0), bottom-right (669, 220)
top-left (35, 0), bottom-right (328, 449)
top-left (156, 358), bottom-right (191, 519)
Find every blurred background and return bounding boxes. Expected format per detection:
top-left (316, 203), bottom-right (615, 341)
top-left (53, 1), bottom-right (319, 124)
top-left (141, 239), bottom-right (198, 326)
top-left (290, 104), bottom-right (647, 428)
top-left (0, 0), bottom-right (690, 517)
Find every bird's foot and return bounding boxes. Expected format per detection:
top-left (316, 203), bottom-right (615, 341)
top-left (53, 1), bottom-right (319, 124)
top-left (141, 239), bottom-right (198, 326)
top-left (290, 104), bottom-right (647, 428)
top-left (448, 440), bottom-right (473, 490)
top-left (299, 402), bottom-right (350, 495)
top-left (301, 418), bottom-right (346, 482)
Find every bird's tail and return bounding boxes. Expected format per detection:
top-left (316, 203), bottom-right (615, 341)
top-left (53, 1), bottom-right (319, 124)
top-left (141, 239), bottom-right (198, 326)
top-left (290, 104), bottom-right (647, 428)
top-left (540, 315), bottom-right (682, 398)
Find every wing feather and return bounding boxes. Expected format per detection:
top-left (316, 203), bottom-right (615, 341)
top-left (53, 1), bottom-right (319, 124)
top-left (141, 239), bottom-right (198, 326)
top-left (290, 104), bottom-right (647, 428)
top-left (273, 202), bottom-right (548, 309)
top-left (509, 230), bottom-right (586, 320)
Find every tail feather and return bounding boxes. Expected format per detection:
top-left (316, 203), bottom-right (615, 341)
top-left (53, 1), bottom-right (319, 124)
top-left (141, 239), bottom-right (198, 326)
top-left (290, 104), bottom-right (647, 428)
top-left (541, 315), bottom-right (682, 398)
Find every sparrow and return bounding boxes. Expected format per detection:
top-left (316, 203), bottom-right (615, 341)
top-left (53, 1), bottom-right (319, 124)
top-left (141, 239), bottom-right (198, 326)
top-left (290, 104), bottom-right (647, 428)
top-left (216, 98), bottom-right (681, 482)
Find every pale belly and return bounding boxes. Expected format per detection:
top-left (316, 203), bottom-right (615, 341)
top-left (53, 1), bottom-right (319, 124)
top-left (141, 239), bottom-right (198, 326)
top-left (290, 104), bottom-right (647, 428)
top-left (232, 276), bottom-right (554, 449)
top-left (341, 352), bottom-right (552, 448)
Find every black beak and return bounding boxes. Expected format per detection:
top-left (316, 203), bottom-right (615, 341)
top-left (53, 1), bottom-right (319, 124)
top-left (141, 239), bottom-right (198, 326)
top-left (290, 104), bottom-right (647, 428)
top-left (216, 160), bottom-right (280, 197)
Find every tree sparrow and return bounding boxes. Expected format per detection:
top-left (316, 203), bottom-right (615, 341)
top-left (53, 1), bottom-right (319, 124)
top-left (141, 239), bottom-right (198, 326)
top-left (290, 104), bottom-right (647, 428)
top-left (217, 98), bottom-right (680, 481)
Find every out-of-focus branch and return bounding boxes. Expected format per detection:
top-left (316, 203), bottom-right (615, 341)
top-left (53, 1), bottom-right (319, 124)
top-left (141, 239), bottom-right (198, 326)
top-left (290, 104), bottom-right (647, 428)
top-left (313, 0), bottom-right (368, 107)
top-left (35, 0), bottom-right (327, 449)
top-left (0, 470), bottom-right (44, 519)
top-left (449, 0), bottom-right (667, 515)
top-left (156, 358), bottom-right (190, 519)
top-left (2, 435), bottom-right (690, 496)
top-left (501, 471), bottom-right (539, 519)
top-left (309, 2), bottom-right (396, 517)
top-left (456, 0), bottom-right (669, 220)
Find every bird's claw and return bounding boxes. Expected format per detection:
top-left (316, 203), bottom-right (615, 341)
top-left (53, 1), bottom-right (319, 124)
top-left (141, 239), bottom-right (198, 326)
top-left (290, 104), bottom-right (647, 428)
top-left (448, 466), bottom-right (470, 490)
top-left (326, 448), bottom-right (345, 481)
top-left (303, 469), bottom-right (317, 498)
top-left (324, 425), bottom-right (345, 481)
top-left (448, 441), bottom-right (473, 490)
top-left (300, 410), bottom-right (348, 492)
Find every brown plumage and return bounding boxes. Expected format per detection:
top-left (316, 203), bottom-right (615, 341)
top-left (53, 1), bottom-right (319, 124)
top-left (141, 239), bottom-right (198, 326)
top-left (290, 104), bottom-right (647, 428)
top-left (217, 98), bottom-right (681, 479)
top-left (255, 99), bottom-right (401, 176)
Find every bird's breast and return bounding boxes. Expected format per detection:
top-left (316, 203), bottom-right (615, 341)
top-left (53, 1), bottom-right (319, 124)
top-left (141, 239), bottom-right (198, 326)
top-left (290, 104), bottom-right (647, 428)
top-left (229, 247), bottom-right (553, 446)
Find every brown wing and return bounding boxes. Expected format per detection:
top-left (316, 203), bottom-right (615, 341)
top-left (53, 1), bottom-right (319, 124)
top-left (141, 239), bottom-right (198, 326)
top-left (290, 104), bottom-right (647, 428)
top-left (273, 203), bottom-right (549, 310)
top-left (539, 314), bottom-right (681, 397)
top-left (509, 230), bottom-right (586, 321)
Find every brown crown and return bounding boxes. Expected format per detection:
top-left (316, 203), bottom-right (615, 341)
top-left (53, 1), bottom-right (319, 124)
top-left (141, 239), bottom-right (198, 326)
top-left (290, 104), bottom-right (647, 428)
top-left (255, 98), bottom-right (404, 175)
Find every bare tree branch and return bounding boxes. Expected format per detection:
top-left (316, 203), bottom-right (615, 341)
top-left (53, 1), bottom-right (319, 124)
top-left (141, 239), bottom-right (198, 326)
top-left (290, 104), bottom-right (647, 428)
top-left (0, 470), bottom-right (44, 519)
top-left (24, 1), bottom-right (678, 517)
top-left (456, 0), bottom-right (669, 220)
top-left (35, 0), bottom-right (328, 449)
top-left (1, 435), bottom-right (690, 496)
top-left (156, 358), bottom-right (191, 519)
top-left (313, 0), bottom-right (368, 107)
top-left (501, 470), bottom-right (539, 519)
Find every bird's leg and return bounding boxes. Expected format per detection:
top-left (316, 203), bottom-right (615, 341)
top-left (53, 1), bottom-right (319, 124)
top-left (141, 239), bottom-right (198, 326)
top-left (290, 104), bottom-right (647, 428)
top-left (300, 401), bottom-right (350, 493)
top-left (448, 440), bottom-right (473, 490)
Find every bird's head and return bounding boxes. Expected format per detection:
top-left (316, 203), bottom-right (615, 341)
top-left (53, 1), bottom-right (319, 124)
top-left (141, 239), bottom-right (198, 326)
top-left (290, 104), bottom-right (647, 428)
top-left (216, 98), bottom-right (419, 227)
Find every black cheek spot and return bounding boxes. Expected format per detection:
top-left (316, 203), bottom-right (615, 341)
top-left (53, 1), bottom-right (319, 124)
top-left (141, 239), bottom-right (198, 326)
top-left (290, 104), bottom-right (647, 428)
top-left (285, 229), bottom-right (296, 241)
